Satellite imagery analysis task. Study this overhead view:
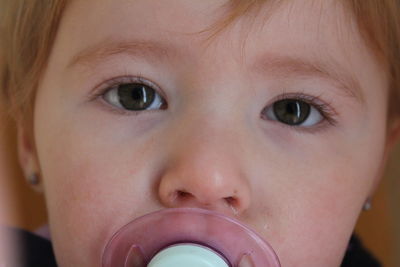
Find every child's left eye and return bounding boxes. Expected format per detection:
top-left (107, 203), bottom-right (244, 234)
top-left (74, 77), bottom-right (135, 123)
top-left (261, 93), bottom-right (337, 128)
top-left (263, 99), bottom-right (322, 126)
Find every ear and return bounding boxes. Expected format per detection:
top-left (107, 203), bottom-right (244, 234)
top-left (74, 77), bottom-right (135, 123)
top-left (368, 116), bottom-right (400, 197)
top-left (385, 116), bottom-right (400, 155)
top-left (16, 121), bottom-right (43, 192)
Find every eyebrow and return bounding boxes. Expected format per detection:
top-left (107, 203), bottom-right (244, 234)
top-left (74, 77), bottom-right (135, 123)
top-left (68, 39), bottom-right (364, 104)
top-left (67, 39), bottom-right (179, 69)
top-left (253, 54), bottom-right (364, 103)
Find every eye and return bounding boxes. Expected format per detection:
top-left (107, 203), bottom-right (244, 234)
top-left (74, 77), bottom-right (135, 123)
top-left (103, 82), bottom-right (167, 111)
top-left (262, 98), bottom-right (324, 127)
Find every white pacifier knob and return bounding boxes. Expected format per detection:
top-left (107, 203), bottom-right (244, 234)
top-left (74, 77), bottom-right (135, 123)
top-left (148, 243), bottom-right (229, 267)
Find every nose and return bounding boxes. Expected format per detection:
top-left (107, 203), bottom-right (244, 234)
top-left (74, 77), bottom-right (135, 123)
top-left (157, 125), bottom-right (251, 217)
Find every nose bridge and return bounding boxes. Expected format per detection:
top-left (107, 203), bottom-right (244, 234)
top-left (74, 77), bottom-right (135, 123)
top-left (158, 115), bottom-right (251, 216)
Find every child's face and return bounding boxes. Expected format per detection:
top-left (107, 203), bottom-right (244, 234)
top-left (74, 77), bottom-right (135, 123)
top-left (22, 0), bottom-right (393, 266)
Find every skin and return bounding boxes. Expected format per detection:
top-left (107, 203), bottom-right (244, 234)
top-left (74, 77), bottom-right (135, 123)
top-left (17, 0), bottom-right (400, 266)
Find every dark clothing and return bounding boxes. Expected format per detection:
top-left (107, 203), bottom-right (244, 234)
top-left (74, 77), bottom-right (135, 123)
top-left (6, 227), bottom-right (57, 267)
top-left (5, 227), bottom-right (381, 267)
top-left (341, 235), bottom-right (381, 267)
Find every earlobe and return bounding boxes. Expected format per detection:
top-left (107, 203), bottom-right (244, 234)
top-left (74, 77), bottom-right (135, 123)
top-left (16, 122), bottom-right (43, 192)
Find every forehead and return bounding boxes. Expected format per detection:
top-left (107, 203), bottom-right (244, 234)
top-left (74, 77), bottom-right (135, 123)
top-left (61, 0), bottom-right (357, 53)
top-left (52, 0), bottom-right (387, 104)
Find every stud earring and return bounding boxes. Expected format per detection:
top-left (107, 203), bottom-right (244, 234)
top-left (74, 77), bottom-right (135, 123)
top-left (27, 172), bottom-right (40, 185)
top-left (363, 198), bottom-right (372, 211)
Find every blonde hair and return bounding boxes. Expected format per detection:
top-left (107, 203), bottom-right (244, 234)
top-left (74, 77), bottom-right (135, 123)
top-left (0, 0), bottom-right (67, 122)
top-left (1, 0), bottom-right (400, 123)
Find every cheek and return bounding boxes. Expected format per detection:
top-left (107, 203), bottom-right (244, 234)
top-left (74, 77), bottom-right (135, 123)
top-left (34, 114), bottom-right (159, 265)
top-left (267, 164), bottom-right (377, 267)
top-left (245, 121), bottom-right (387, 266)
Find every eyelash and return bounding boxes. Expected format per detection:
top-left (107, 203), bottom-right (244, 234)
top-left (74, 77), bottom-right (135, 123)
top-left (89, 76), bottom-right (339, 131)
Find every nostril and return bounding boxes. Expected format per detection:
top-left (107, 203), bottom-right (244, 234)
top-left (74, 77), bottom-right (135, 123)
top-left (224, 197), bottom-right (236, 206)
top-left (177, 190), bottom-right (191, 199)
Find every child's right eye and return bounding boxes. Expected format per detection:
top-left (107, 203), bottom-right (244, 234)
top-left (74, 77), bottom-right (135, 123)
top-left (101, 78), bottom-right (167, 112)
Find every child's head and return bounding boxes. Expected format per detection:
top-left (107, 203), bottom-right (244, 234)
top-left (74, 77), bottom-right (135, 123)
top-left (2, 0), bottom-right (400, 266)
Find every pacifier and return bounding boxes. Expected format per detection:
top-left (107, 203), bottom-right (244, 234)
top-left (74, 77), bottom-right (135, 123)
top-left (102, 208), bottom-right (280, 267)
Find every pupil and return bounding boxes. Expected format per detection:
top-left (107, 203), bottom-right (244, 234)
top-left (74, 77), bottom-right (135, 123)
top-left (118, 83), bottom-right (155, 110)
top-left (273, 99), bottom-right (310, 125)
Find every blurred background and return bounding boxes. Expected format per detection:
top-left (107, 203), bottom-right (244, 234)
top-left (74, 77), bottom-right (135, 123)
top-left (1, 105), bottom-right (399, 266)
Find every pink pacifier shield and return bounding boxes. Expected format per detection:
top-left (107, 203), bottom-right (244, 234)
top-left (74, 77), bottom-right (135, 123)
top-left (102, 208), bottom-right (280, 267)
